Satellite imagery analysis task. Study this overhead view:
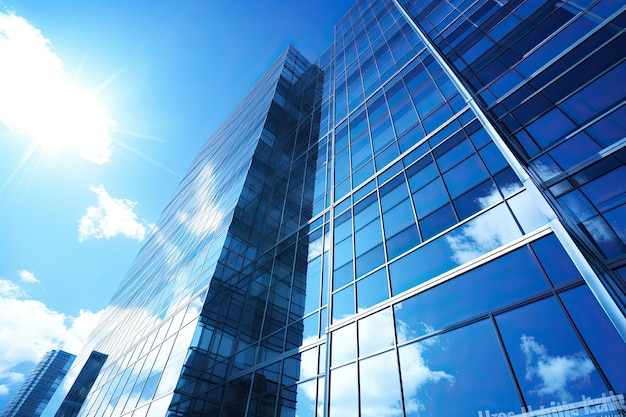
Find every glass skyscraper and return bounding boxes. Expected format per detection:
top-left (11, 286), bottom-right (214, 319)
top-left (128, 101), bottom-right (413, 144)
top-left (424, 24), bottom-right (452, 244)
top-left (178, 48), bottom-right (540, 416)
top-left (54, 352), bottom-right (108, 417)
top-left (47, 0), bottom-right (625, 416)
top-left (1, 350), bottom-right (75, 417)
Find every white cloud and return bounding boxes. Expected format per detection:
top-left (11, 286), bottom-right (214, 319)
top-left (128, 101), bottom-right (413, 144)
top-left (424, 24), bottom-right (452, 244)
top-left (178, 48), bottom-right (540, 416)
top-left (0, 384), bottom-right (8, 396)
top-left (520, 334), bottom-right (595, 402)
top-left (446, 203), bottom-right (521, 264)
top-left (175, 164), bottom-right (226, 237)
top-left (0, 11), bottom-right (114, 164)
top-left (18, 269), bottom-right (39, 284)
top-left (0, 278), bottom-right (103, 396)
top-left (78, 185), bottom-right (150, 242)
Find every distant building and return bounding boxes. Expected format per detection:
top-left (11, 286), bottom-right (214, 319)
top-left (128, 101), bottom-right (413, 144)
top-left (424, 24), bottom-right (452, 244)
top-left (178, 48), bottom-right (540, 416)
top-left (53, 351), bottom-right (107, 417)
top-left (1, 350), bottom-right (74, 417)
top-left (48, 0), bottom-right (625, 416)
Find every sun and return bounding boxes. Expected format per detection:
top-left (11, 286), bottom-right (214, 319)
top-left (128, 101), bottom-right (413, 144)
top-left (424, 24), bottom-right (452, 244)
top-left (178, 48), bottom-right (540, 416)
top-left (27, 80), bottom-right (115, 164)
top-left (0, 10), bottom-right (115, 165)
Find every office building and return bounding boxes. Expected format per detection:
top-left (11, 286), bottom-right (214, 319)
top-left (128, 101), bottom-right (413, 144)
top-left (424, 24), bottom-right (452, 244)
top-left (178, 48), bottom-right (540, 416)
top-left (1, 350), bottom-right (75, 417)
top-left (49, 0), bottom-right (626, 416)
top-left (54, 351), bottom-right (108, 417)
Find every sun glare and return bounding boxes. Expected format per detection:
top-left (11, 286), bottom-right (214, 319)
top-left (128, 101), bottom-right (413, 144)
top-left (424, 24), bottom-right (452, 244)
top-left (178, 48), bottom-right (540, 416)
top-left (0, 10), bottom-right (115, 164)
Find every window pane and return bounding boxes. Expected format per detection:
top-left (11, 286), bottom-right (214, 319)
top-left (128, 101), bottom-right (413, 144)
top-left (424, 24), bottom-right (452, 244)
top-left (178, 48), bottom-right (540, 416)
top-left (560, 285), bottom-right (626, 393)
top-left (394, 245), bottom-right (550, 342)
top-left (331, 323), bottom-right (357, 366)
top-left (399, 320), bottom-right (520, 417)
top-left (496, 297), bottom-right (607, 408)
top-left (442, 154), bottom-right (489, 198)
top-left (359, 350), bottom-right (402, 417)
top-left (329, 364), bottom-right (358, 417)
top-left (357, 268), bottom-right (389, 312)
top-left (332, 285), bottom-right (355, 323)
top-left (358, 308), bottom-right (394, 357)
top-left (412, 178), bottom-right (449, 218)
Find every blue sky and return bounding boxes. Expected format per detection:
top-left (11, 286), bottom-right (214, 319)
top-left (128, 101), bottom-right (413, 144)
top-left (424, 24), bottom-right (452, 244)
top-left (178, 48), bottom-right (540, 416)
top-left (0, 0), bottom-right (353, 407)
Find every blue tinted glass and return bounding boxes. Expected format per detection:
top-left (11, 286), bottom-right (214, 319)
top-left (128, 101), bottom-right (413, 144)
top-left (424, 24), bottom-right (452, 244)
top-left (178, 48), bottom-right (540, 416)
top-left (479, 142), bottom-right (508, 175)
top-left (526, 108), bottom-right (575, 148)
top-left (436, 139), bottom-right (474, 172)
top-left (406, 158), bottom-right (439, 193)
top-left (530, 234), bottom-right (580, 287)
top-left (355, 220), bottom-right (382, 256)
top-left (582, 216), bottom-right (623, 258)
top-left (392, 100), bottom-right (420, 136)
top-left (333, 237), bottom-right (353, 269)
top-left (304, 257), bottom-right (322, 314)
top-left (581, 166), bottom-right (626, 209)
top-left (442, 154), bottom-right (489, 198)
top-left (394, 245), bottom-right (549, 341)
top-left (354, 194), bottom-right (379, 230)
top-left (295, 380), bottom-right (316, 417)
top-left (386, 225), bottom-right (420, 260)
top-left (352, 161), bottom-right (375, 188)
top-left (356, 244), bottom-right (385, 278)
top-left (356, 268), bottom-right (389, 312)
top-left (560, 285), bottom-right (626, 393)
top-left (397, 123), bottom-right (426, 153)
top-left (351, 136), bottom-right (372, 169)
top-left (374, 143), bottom-right (400, 170)
top-left (419, 203), bottom-right (456, 240)
top-left (496, 297), bottom-right (607, 409)
top-left (382, 199), bottom-right (415, 237)
top-left (453, 180), bottom-right (499, 220)
top-left (399, 320), bottom-right (520, 417)
top-left (332, 285), bottom-right (355, 323)
top-left (412, 178), bottom-right (449, 218)
top-left (604, 204), bottom-right (626, 246)
top-left (494, 167), bottom-right (523, 197)
top-left (390, 237), bottom-right (456, 296)
top-left (333, 261), bottom-right (353, 290)
top-left (371, 116), bottom-right (395, 153)
top-left (558, 189), bottom-right (596, 222)
top-left (380, 175), bottom-right (410, 211)
top-left (550, 133), bottom-right (601, 171)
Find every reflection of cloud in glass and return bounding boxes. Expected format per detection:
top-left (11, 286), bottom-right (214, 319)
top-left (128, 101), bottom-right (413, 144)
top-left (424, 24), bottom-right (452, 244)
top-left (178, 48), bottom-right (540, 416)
top-left (520, 334), bottom-right (594, 402)
top-left (359, 351), bottom-right (402, 417)
top-left (583, 217), bottom-right (614, 242)
top-left (531, 160), bottom-right (561, 181)
top-left (446, 203), bottom-right (520, 264)
top-left (397, 320), bottom-right (455, 415)
top-left (176, 164), bottom-right (226, 236)
top-left (307, 234), bottom-right (329, 260)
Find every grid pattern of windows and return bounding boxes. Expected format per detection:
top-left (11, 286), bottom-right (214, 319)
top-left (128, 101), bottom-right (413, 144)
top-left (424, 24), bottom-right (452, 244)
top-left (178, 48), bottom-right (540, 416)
top-left (50, 1), bottom-right (626, 417)
top-left (2, 351), bottom-right (75, 417)
top-left (398, 0), bottom-right (626, 307)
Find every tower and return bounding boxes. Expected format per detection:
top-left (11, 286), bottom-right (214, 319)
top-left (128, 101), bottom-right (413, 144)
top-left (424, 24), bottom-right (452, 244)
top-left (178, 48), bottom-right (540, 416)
top-left (1, 350), bottom-right (75, 417)
top-left (48, 0), bottom-right (626, 416)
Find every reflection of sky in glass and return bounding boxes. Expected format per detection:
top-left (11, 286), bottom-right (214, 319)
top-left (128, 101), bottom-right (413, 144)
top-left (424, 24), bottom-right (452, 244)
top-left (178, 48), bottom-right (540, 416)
top-left (496, 297), bottom-right (607, 407)
top-left (394, 244), bottom-right (550, 340)
top-left (560, 285), bottom-right (626, 393)
top-left (445, 202), bottom-right (521, 264)
top-left (329, 364), bottom-right (358, 417)
top-left (391, 202), bottom-right (523, 295)
top-left (359, 350), bottom-right (403, 417)
top-left (399, 319), bottom-right (520, 416)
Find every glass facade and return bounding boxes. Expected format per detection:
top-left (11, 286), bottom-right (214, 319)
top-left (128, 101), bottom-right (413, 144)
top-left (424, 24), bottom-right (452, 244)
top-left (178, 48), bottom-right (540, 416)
top-left (55, 351), bottom-right (108, 417)
top-left (46, 1), bottom-right (626, 416)
top-left (1, 350), bottom-right (75, 417)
